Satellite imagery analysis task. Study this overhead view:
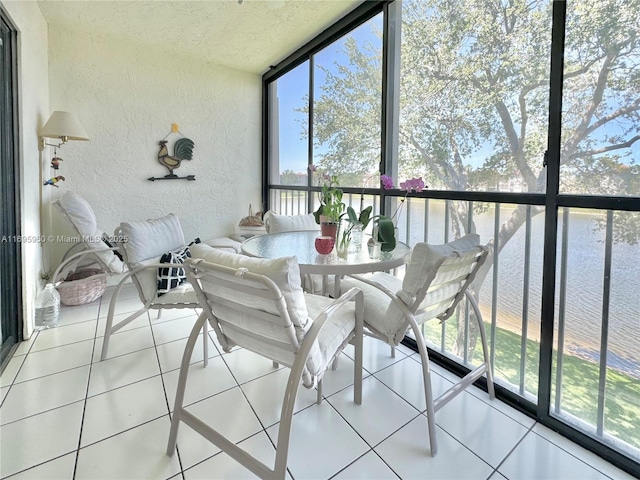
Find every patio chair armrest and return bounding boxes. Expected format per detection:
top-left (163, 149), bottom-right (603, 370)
top-left (52, 247), bottom-right (122, 284)
top-left (107, 261), bottom-right (189, 316)
top-left (345, 273), bottom-right (400, 302)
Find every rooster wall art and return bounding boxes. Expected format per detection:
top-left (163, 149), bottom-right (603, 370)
top-left (148, 123), bottom-right (196, 181)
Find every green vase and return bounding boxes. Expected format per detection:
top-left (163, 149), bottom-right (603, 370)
top-left (377, 217), bottom-right (396, 251)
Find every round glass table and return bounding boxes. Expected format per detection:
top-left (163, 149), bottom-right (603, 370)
top-left (241, 230), bottom-right (411, 296)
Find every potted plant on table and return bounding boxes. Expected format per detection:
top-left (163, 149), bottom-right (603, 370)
top-left (310, 165), bottom-right (345, 238)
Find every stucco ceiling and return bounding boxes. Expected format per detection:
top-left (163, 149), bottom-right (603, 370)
top-left (37, 0), bottom-right (361, 74)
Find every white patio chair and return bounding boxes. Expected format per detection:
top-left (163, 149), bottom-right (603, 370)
top-left (339, 233), bottom-right (495, 456)
top-left (166, 244), bottom-right (363, 480)
top-left (100, 213), bottom-right (208, 361)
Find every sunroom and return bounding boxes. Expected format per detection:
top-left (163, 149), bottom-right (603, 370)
top-left (0, 1), bottom-right (638, 479)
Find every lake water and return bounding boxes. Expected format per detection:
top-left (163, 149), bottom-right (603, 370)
top-left (397, 200), bottom-right (640, 377)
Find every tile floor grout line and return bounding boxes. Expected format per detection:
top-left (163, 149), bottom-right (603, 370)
top-left (5, 292), bottom-right (634, 479)
top-left (319, 381), bottom-right (408, 480)
top-left (71, 305), bottom-right (102, 480)
top-left (490, 420), bottom-right (536, 477)
top-left (0, 395), bottom-right (87, 428)
top-left (526, 426), bottom-right (623, 480)
top-left (25, 332), bottom-right (100, 356)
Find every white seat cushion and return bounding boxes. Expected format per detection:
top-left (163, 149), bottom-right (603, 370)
top-left (340, 272), bottom-right (407, 345)
top-left (153, 282), bottom-right (197, 304)
top-left (203, 237), bottom-right (242, 253)
top-left (400, 234), bottom-right (480, 302)
top-left (304, 293), bottom-right (356, 376)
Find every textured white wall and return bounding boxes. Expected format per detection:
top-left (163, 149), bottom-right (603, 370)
top-left (46, 26), bottom-right (262, 267)
top-left (2, 1), bottom-right (50, 337)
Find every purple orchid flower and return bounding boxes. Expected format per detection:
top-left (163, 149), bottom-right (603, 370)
top-left (381, 175), bottom-right (394, 190)
top-left (399, 177), bottom-right (425, 193)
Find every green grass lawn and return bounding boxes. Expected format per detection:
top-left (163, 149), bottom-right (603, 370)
top-left (423, 320), bottom-right (640, 450)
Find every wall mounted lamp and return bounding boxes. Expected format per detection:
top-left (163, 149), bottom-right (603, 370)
top-left (38, 111), bottom-right (90, 151)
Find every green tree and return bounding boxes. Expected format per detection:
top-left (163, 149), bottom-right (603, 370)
top-left (280, 169), bottom-right (304, 185)
top-left (309, 0), bottom-right (639, 358)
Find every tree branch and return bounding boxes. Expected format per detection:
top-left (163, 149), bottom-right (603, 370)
top-left (583, 98), bottom-right (640, 138)
top-left (565, 53), bottom-right (616, 154)
top-left (409, 134), bottom-right (457, 187)
top-left (568, 135), bottom-right (640, 160)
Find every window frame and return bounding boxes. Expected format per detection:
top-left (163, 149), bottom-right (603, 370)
top-left (261, 1), bottom-right (640, 475)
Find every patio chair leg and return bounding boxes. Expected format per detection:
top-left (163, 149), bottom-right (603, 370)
top-left (167, 311), bottom-right (208, 456)
top-left (202, 318), bottom-right (208, 368)
top-left (157, 309), bottom-right (163, 319)
top-left (316, 379), bottom-right (323, 404)
top-left (353, 290), bottom-right (363, 405)
top-left (411, 321), bottom-right (438, 456)
top-left (331, 355), bottom-right (339, 370)
top-left (101, 285), bottom-right (149, 361)
top-left (273, 361), bottom-right (279, 368)
top-left (390, 345), bottom-right (396, 358)
top-left (467, 291), bottom-right (495, 400)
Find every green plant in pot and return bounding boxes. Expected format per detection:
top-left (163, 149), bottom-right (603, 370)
top-left (310, 165), bottom-right (345, 237)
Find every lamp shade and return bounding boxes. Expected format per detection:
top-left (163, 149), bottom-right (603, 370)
top-left (39, 111), bottom-right (90, 141)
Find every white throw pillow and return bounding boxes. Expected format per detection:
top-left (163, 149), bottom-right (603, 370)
top-left (120, 214), bottom-right (186, 264)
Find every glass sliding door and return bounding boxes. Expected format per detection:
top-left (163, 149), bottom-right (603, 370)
top-left (0, 9), bottom-right (22, 371)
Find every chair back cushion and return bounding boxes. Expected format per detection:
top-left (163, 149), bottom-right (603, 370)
top-left (120, 214), bottom-right (186, 264)
top-left (266, 212), bottom-right (318, 233)
top-left (399, 234), bottom-right (486, 320)
top-left (189, 245), bottom-right (357, 388)
top-left (190, 244), bottom-right (309, 331)
top-left (57, 191), bottom-right (97, 237)
top-left (117, 214), bottom-right (187, 301)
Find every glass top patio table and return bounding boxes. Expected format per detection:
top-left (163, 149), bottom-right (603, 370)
top-left (241, 230), bottom-right (411, 295)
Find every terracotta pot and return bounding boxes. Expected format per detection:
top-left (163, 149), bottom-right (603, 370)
top-left (320, 221), bottom-right (339, 239)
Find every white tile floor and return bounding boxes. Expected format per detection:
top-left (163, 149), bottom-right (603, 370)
top-left (0, 284), bottom-right (635, 480)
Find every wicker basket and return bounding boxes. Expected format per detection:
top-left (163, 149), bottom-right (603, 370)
top-left (57, 269), bottom-right (107, 306)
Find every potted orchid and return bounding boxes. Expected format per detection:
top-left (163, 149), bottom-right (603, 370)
top-left (373, 175), bottom-right (426, 251)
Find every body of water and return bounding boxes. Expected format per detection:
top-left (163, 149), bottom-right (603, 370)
top-left (399, 200), bottom-right (640, 377)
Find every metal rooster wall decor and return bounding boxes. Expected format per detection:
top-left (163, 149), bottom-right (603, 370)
top-left (148, 123), bottom-right (196, 181)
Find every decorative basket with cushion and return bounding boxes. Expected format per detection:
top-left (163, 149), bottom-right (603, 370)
top-left (57, 268), bottom-right (107, 306)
